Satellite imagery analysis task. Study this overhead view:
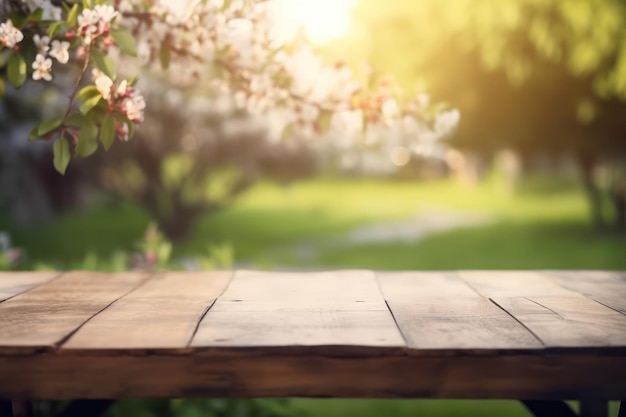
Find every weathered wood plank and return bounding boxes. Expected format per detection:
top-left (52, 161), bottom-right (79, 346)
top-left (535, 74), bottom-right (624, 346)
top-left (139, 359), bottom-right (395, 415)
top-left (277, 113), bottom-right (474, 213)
top-left (377, 272), bottom-right (543, 350)
top-left (0, 271), bottom-right (147, 354)
top-left (546, 271), bottom-right (626, 315)
top-left (191, 270), bottom-right (405, 350)
top-left (460, 271), bottom-right (626, 348)
top-left (0, 272), bottom-right (59, 303)
top-left (1, 352), bottom-right (625, 400)
top-left (63, 271), bottom-right (232, 351)
top-left (459, 271), bottom-right (582, 297)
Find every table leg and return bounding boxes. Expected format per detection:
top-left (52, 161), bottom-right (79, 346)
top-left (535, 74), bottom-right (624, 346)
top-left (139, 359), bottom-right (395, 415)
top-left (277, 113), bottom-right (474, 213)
top-left (618, 401), bottom-right (625, 417)
top-left (10, 402), bottom-right (32, 417)
top-left (0, 401), bottom-right (12, 417)
top-left (580, 400), bottom-right (608, 417)
top-left (522, 400), bottom-right (578, 417)
top-left (57, 400), bottom-right (115, 417)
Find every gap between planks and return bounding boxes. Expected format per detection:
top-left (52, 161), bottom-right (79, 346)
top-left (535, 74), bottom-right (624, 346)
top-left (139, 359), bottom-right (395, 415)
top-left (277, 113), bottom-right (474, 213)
top-left (60, 271), bottom-right (234, 352)
top-left (0, 272), bottom-right (151, 354)
top-left (458, 271), bottom-right (626, 349)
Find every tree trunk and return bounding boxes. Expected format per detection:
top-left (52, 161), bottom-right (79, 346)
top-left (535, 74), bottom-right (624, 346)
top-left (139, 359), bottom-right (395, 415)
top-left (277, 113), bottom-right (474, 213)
top-left (154, 204), bottom-right (205, 242)
top-left (577, 152), bottom-right (605, 228)
top-left (611, 182), bottom-right (626, 230)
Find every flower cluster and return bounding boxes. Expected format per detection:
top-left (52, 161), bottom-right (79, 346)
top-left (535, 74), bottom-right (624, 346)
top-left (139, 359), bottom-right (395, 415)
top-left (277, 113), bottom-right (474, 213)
top-left (0, 0), bottom-right (458, 175)
top-left (77, 4), bottom-right (119, 45)
top-left (0, 20), bottom-right (23, 49)
top-left (31, 35), bottom-right (70, 81)
top-left (93, 70), bottom-right (146, 126)
top-left (20, 0), bottom-right (62, 21)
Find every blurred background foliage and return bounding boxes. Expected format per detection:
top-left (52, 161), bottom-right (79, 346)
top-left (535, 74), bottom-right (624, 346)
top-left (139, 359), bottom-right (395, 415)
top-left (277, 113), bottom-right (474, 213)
top-left (341, 0), bottom-right (626, 228)
top-left (1, 0), bottom-right (626, 416)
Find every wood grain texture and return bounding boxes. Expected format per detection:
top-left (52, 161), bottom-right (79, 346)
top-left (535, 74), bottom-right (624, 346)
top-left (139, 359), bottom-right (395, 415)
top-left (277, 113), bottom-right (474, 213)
top-left (191, 270), bottom-right (405, 350)
top-left (0, 272), bottom-right (59, 303)
top-left (63, 271), bottom-right (232, 351)
top-left (460, 271), bottom-right (626, 348)
top-left (1, 270), bottom-right (625, 401)
top-left (0, 271), bottom-right (147, 354)
top-left (377, 272), bottom-right (542, 350)
top-left (546, 271), bottom-right (626, 315)
top-left (1, 352), bottom-right (625, 400)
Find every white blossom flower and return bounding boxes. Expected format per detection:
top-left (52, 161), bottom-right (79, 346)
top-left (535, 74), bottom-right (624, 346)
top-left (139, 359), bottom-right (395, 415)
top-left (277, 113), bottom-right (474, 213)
top-left (77, 9), bottom-right (98, 30)
top-left (434, 109), bottom-right (461, 137)
top-left (94, 4), bottom-right (119, 24)
top-left (381, 99), bottom-right (400, 123)
top-left (78, 9), bottom-right (100, 44)
top-left (33, 34), bottom-right (50, 54)
top-left (122, 90), bottom-right (146, 122)
top-left (32, 54), bottom-right (52, 81)
top-left (0, 20), bottom-right (24, 48)
top-left (116, 80), bottom-right (128, 96)
top-left (49, 40), bottom-right (70, 64)
top-left (78, 5), bottom-right (118, 44)
top-left (20, 0), bottom-right (62, 20)
top-left (93, 69), bottom-right (113, 100)
top-left (41, 3), bottom-right (62, 20)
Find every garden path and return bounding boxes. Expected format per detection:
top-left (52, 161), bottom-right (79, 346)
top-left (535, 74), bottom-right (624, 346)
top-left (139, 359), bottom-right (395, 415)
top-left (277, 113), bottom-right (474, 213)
top-left (292, 209), bottom-right (495, 262)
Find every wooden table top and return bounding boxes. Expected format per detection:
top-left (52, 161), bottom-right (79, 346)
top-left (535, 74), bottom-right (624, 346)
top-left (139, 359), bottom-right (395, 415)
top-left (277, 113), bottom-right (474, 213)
top-left (0, 270), bottom-right (625, 400)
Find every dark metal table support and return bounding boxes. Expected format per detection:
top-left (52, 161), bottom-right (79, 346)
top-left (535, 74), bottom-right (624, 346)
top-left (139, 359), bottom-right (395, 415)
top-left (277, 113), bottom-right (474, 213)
top-left (0, 400), bottom-right (114, 417)
top-left (56, 400), bottom-right (115, 417)
top-left (11, 402), bottom-right (32, 417)
top-left (0, 401), bottom-right (12, 417)
top-left (522, 400), bottom-right (579, 417)
top-left (580, 400), bottom-right (609, 417)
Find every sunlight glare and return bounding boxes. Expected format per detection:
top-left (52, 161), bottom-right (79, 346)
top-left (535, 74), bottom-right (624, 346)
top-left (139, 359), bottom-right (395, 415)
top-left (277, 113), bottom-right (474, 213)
top-left (271, 0), bottom-right (358, 44)
top-left (159, 0), bottom-right (357, 45)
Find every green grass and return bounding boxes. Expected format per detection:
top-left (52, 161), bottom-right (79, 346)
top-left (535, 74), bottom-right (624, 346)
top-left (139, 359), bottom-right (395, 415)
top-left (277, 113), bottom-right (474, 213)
top-left (289, 399), bottom-right (623, 417)
top-left (307, 220), bottom-right (626, 270)
top-left (2, 176), bottom-right (625, 270)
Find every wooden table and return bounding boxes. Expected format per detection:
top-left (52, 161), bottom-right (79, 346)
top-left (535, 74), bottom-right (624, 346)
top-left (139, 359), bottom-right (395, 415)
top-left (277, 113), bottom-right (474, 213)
top-left (0, 270), bottom-right (625, 417)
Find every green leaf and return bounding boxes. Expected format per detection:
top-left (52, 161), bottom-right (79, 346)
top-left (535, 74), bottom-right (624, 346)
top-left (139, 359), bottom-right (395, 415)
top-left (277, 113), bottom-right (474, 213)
top-left (77, 85), bottom-right (100, 100)
top-left (7, 12), bottom-right (26, 28)
top-left (92, 49), bottom-right (116, 79)
top-left (53, 138), bottom-right (71, 175)
top-left (82, 0), bottom-right (93, 9)
top-left (111, 28), bottom-right (137, 57)
top-left (7, 53), bottom-right (27, 88)
top-left (67, 3), bottom-right (80, 27)
top-left (65, 113), bottom-right (87, 127)
top-left (80, 94), bottom-right (102, 115)
top-left (29, 125), bottom-right (40, 140)
top-left (0, 78), bottom-right (4, 96)
top-left (37, 117), bottom-right (63, 136)
top-left (159, 45), bottom-right (170, 70)
top-left (221, 0), bottom-right (233, 11)
top-left (27, 8), bottom-right (43, 23)
top-left (47, 21), bottom-right (65, 38)
top-left (126, 119), bottom-right (135, 140)
top-left (127, 75), bottom-right (139, 87)
top-left (75, 122), bottom-right (98, 158)
top-left (100, 114), bottom-right (116, 150)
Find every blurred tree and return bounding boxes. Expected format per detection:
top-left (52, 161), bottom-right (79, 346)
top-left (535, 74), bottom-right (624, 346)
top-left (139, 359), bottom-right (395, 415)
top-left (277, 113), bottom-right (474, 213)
top-left (348, 0), bottom-right (626, 227)
top-left (101, 85), bottom-right (316, 240)
top-left (1, 0), bottom-right (455, 241)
